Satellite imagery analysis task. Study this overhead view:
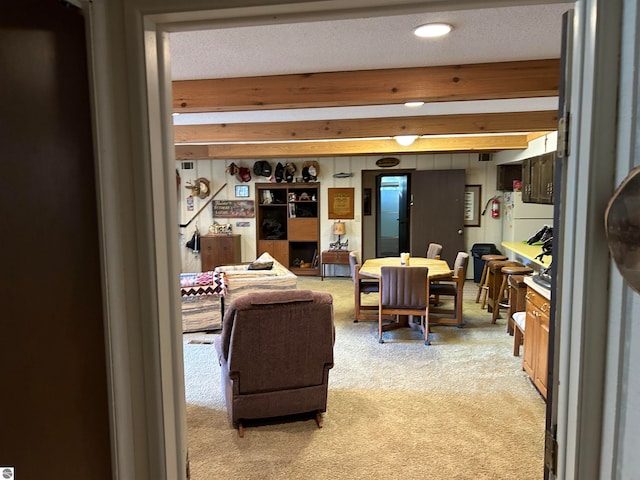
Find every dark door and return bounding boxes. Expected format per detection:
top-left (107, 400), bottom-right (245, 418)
top-left (409, 170), bottom-right (465, 267)
top-left (0, 2), bottom-right (112, 479)
top-left (375, 174), bottom-right (410, 257)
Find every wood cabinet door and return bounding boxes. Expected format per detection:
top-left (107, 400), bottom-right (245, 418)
top-left (535, 312), bottom-right (550, 397)
top-left (538, 153), bottom-right (555, 204)
top-left (201, 235), bottom-right (240, 270)
top-left (530, 157), bottom-right (544, 202)
top-left (523, 307), bottom-right (537, 378)
top-left (258, 240), bottom-right (288, 266)
top-left (288, 218), bottom-right (318, 241)
top-left (522, 158), bottom-right (532, 202)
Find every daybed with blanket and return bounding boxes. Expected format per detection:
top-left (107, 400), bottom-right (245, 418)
top-left (215, 252), bottom-right (297, 316)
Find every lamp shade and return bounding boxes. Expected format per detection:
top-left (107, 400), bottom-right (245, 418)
top-left (332, 221), bottom-right (346, 235)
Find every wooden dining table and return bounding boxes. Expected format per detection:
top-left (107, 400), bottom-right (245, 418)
top-left (354, 256), bottom-right (453, 322)
top-left (359, 256), bottom-right (453, 281)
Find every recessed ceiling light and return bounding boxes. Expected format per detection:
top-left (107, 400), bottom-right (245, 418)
top-left (404, 101), bottom-right (425, 108)
top-left (414, 23), bottom-right (453, 38)
top-left (394, 135), bottom-right (419, 146)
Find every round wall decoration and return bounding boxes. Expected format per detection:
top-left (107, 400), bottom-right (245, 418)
top-left (185, 177), bottom-right (211, 199)
top-left (376, 157), bottom-right (400, 168)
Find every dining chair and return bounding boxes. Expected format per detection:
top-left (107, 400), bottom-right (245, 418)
top-left (429, 252), bottom-right (469, 327)
top-left (426, 243), bottom-right (443, 259)
top-left (378, 266), bottom-right (430, 345)
top-left (350, 251), bottom-right (379, 322)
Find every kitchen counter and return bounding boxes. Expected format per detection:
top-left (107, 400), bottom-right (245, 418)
top-left (501, 241), bottom-right (552, 270)
top-left (524, 275), bottom-right (551, 300)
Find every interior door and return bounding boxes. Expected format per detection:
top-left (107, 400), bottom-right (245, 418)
top-left (409, 170), bottom-right (465, 267)
top-left (545, 10), bottom-right (572, 480)
top-left (0, 2), bottom-right (112, 478)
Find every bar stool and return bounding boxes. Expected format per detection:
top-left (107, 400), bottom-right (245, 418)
top-left (507, 274), bottom-right (528, 356)
top-left (506, 274), bottom-right (528, 334)
top-left (491, 265), bottom-right (534, 324)
top-left (475, 254), bottom-right (508, 305)
top-left (483, 260), bottom-right (519, 311)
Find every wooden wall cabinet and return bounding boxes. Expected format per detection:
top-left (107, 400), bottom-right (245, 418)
top-left (255, 182), bottom-right (320, 276)
top-left (523, 285), bottom-right (550, 399)
top-left (201, 234), bottom-right (241, 271)
top-left (496, 164), bottom-right (522, 191)
top-left (522, 153), bottom-right (555, 204)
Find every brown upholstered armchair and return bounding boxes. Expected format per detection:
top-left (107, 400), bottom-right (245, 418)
top-left (214, 290), bottom-right (335, 437)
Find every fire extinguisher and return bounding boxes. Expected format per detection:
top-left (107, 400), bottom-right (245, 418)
top-left (491, 196), bottom-right (500, 218)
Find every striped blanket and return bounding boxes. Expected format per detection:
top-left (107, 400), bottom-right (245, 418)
top-left (180, 271), bottom-right (226, 333)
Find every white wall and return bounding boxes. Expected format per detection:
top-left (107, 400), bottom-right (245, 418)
top-left (493, 131), bottom-right (558, 164)
top-left (176, 152), bottom-right (505, 277)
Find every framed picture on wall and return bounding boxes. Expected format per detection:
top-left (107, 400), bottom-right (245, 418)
top-left (464, 185), bottom-right (482, 227)
top-left (328, 187), bottom-right (355, 219)
top-left (235, 185), bottom-right (249, 198)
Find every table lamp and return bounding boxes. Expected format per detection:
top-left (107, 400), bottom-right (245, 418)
top-left (332, 220), bottom-right (346, 245)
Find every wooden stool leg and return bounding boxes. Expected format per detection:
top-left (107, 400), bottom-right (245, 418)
top-left (491, 274), bottom-right (509, 324)
top-left (480, 267), bottom-right (492, 309)
top-left (475, 263), bottom-right (489, 303)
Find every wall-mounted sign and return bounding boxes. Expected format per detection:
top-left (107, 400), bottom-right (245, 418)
top-left (212, 200), bottom-right (255, 218)
top-left (328, 188), bottom-right (354, 219)
top-left (376, 157), bottom-right (400, 168)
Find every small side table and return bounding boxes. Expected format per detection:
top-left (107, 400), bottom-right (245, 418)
top-left (321, 250), bottom-right (351, 280)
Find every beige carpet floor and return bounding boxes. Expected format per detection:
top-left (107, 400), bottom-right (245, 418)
top-left (183, 277), bottom-right (546, 480)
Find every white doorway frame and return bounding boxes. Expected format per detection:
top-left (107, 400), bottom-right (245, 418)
top-left (84, 1), bottom-right (622, 479)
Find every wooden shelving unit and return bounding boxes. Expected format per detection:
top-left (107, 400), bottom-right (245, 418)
top-left (255, 182), bottom-right (320, 276)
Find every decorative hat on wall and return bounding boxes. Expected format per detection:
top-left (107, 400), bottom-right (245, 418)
top-left (303, 160), bottom-right (319, 181)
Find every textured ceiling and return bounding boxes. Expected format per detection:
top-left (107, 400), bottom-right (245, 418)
top-left (169, 3), bottom-right (572, 80)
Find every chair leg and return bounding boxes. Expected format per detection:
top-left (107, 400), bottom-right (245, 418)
top-left (423, 311), bottom-right (430, 345)
top-left (513, 326), bottom-right (523, 356)
top-left (455, 292), bottom-right (464, 328)
top-left (237, 421), bottom-right (244, 438)
top-left (354, 280), bottom-right (361, 323)
top-left (315, 412), bottom-right (324, 428)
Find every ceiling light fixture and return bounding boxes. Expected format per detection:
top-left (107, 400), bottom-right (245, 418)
top-left (394, 135), bottom-right (419, 146)
top-left (414, 23), bottom-right (453, 38)
top-left (404, 101), bottom-right (425, 108)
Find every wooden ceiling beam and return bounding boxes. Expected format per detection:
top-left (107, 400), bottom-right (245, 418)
top-left (174, 110), bottom-right (557, 143)
top-left (172, 59), bottom-right (560, 113)
top-left (175, 135), bottom-right (531, 160)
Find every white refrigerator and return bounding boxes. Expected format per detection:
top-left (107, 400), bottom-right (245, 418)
top-left (502, 192), bottom-right (554, 243)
